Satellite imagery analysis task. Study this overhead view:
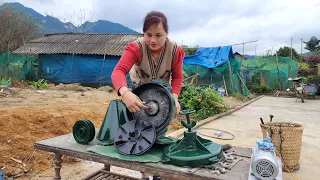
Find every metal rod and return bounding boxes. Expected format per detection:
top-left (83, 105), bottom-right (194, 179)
top-left (100, 42), bottom-right (107, 87)
top-left (230, 40), bottom-right (258, 46)
top-left (290, 37), bottom-right (293, 61)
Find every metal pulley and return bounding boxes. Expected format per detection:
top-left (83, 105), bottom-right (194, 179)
top-left (73, 120), bottom-right (95, 144)
top-left (130, 80), bottom-right (176, 135)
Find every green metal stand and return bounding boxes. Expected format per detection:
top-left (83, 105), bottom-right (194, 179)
top-left (163, 109), bottom-right (224, 167)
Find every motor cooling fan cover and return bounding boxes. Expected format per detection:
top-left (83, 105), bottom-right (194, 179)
top-left (250, 147), bottom-right (280, 180)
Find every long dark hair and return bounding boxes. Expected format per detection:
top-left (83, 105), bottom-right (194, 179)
top-left (143, 11), bottom-right (169, 33)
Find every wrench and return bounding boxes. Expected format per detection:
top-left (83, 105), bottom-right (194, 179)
top-left (218, 158), bottom-right (243, 170)
top-left (215, 167), bottom-right (228, 174)
top-left (211, 170), bottom-right (221, 175)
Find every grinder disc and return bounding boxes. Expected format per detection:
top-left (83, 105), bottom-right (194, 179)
top-left (132, 84), bottom-right (174, 133)
top-left (114, 120), bottom-right (156, 156)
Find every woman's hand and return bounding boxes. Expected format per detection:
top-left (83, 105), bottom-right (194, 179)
top-left (175, 99), bottom-right (181, 115)
top-left (172, 93), bottom-right (181, 116)
top-left (120, 87), bottom-right (148, 112)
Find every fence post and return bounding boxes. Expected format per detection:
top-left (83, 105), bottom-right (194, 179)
top-left (276, 52), bottom-right (282, 91)
top-left (70, 53), bottom-right (74, 82)
top-left (227, 57), bottom-right (233, 92)
top-left (100, 42), bottom-right (107, 87)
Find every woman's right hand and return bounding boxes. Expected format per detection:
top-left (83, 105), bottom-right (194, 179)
top-left (122, 90), bottom-right (149, 112)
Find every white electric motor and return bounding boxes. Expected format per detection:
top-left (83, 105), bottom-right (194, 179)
top-left (248, 145), bottom-right (282, 180)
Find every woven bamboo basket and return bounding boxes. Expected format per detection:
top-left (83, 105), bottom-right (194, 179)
top-left (260, 122), bottom-right (303, 172)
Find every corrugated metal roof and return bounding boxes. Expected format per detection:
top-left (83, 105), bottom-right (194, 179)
top-left (13, 33), bottom-right (143, 56)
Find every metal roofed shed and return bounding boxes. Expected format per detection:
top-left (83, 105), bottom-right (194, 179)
top-left (13, 33), bottom-right (143, 85)
top-left (14, 33), bottom-right (143, 56)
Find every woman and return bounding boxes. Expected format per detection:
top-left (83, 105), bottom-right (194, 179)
top-left (111, 11), bottom-right (185, 115)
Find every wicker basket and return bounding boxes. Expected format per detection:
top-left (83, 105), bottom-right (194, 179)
top-left (260, 122), bottom-right (304, 172)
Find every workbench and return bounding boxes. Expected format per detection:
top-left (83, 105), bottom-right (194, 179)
top-left (34, 132), bottom-right (252, 180)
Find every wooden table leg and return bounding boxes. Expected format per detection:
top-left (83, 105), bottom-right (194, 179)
top-left (53, 153), bottom-right (62, 180)
top-left (104, 164), bottom-right (111, 171)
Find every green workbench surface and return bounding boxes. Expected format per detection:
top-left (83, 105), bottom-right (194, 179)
top-left (34, 130), bottom-right (252, 180)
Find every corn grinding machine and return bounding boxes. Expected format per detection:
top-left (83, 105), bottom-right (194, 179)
top-left (72, 80), bottom-right (283, 179)
top-left (73, 80), bottom-right (225, 166)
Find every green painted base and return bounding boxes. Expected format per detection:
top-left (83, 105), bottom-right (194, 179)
top-left (163, 130), bottom-right (224, 167)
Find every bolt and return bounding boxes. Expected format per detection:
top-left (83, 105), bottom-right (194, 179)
top-left (139, 146), bottom-right (143, 150)
top-left (118, 135), bottom-right (122, 139)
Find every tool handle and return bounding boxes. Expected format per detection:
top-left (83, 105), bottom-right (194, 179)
top-left (222, 144), bottom-right (232, 151)
top-left (179, 109), bottom-right (196, 115)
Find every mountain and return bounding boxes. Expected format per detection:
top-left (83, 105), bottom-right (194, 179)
top-left (79, 20), bottom-right (138, 34)
top-left (244, 54), bottom-right (256, 60)
top-left (0, 2), bottom-right (139, 34)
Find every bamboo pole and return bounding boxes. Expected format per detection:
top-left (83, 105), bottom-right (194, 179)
top-left (276, 51), bottom-right (282, 91)
top-left (70, 53), bottom-right (74, 82)
top-left (236, 71), bottom-right (251, 95)
top-left (100, 42), bottom-right (107, 87)
top-left (223, 75), bottom-right (229, 96)
top-left (182, 73), bottom-right (199, 82)
top-left (227, 56), bottom-right (233, 91)
top-left (196, 65), bottom-right (199, 85)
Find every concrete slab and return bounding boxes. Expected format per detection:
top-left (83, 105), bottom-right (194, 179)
top-left (196, 96), bottom-right (320, 180)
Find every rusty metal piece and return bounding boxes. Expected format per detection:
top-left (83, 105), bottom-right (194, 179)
top-left (211, 170), bottom-right (221, 175)
top-left (218, 158), bottom-right (243, 170)
top-left (215, 167), bottom-right (228, 174)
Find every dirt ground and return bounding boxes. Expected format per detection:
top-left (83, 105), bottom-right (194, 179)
top-left (0, 83), bottom-right (247, 179)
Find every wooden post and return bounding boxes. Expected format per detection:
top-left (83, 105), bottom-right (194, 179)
top-left (260, 72), bottom-right (265, 85)
top-left (70, 53), bottom-right (74, 82)
top-left (241, 42), bottom-right (245, 95)
top-left (276, 51), bottom-right (282, 91)
top-left (6, 51), bottom-right (10, 79)
top-left (223, 75), bottom-right (229, 96)
top-left (104, 164), bottom-right (111, 171)
top-left (182, 73), bottom-right (198, 83)
top-left (287, 56), bottom-right (291, 79)
top-left (100, 43), bottom-right (107, 87)
top-left (196, 65), bottom-right (199, 85)
top-left (236, 71), bottom-right (252, 95)
top-left (227, 57), bottom-right (233, 91)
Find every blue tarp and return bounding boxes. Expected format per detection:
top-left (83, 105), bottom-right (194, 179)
top-left (183, 46), bottom-right (234, 68)
top-left (39, 54), bottom-right (131, 84)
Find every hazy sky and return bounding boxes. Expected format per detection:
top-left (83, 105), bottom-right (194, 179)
top-left (3, 0), bottom-right (320, 55)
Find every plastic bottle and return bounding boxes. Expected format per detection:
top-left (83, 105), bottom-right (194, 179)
top-left (215, 130), bottom-right (222, 137)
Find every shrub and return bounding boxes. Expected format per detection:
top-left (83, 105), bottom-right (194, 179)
top-left (231, 93), bottom-right (249, 102)
top-left (252, 85), bottom-right (272, 94)
top-left (33, 79), bottom-right (48, 89)
top-left (306, 55), bottom-right (320, 66)
top-left (178, 85), bottom-right (227, 120)
top-left (298, 67), bottom-right (318, 76)
top-left (305, 74), bottom-right (320, 85)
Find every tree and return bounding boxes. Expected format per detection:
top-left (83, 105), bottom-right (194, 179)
top-left (182, 45), bottom-right (199, 56)
top-left (0, 5), bottom-right (43, 54)
top-left (46, 9), bottom-right (97, 33)
top-left (264, 50), bottom-right (272, 57)
top-left (276, 46), bottom-right (299, 60)
top-left (303, 36), bottom-right (320, 52)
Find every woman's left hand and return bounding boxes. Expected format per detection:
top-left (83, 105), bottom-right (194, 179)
top-left (175, 99), bottom-right (181, 115)
top-left (172, 94), bottom-right (180, 116)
